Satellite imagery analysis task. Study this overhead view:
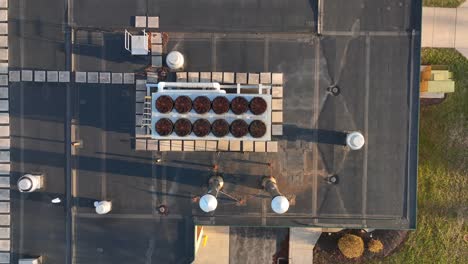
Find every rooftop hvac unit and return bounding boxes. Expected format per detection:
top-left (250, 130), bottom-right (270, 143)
top-left (124, 29), bottom-right (149, 55)
top-left (149, 82), bottom-right (272, 141)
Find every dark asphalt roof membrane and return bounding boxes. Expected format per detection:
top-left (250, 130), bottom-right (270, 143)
top-left (9, 0), bottom-right (421, 263)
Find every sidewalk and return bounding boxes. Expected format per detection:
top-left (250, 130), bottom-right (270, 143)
top-left (193, 226), bottom-right (229, 264)
top-left (289, 228), bottom-right (322, 264)
top-left (422, 1), bottom-right (468, 58)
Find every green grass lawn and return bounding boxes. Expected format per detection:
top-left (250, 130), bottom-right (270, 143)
top-left (376, 49), bottom-right (468, 263)
top-left (423, 0), bottom-right (465, 7)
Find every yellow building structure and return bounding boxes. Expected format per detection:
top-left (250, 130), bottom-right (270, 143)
top-left (420, 65), bottom-right (455, 98)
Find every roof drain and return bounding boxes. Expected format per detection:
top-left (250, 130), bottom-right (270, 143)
top-left (326, 175), bottom-right (339, 184)
top-left (327, 85), bottom-right (340, 96)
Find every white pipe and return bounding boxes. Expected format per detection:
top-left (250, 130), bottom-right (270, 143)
top-left (157, 82), bottom-right (223, 93)
top-left (199, 194), bottom-right (218, 213)
top-left (143, 30), bottom-right (149, 52)
top-left (219, 84), bottom-right (270, 89)
top-left (124, 30), bottom-right (131, 51)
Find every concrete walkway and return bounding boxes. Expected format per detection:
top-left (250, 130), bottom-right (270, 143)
top-left (193, 226), bottom-right (229, 264)
top-left (289, 228), bottom-right (322, 264)
top-left (422, 2), bottom-right (468, 58)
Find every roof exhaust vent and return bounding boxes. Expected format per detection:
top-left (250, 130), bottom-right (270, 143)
top-left (262, 177), bottom-right (289, 214)
top-left (94, 201), bottom-right (112, 215)
top-left (18, 174), bottom-right (43, 193)
top-left (327, 85), bottom-right (340, 96)
top-left (327, 175), bottom-right (339, 184)
top-left (346, 131), bottom-right (365, 150)
top-left (166, 51), bottom-right (185, 70)
top-left (199, 176), bottom-right (224, 213)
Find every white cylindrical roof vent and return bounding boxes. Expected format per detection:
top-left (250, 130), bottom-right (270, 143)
top-left (18, 178), bottom-right (32, 191)
top-left (199, 194), bottom-right (218, 213)
top-left (346, 131), bottom-right (365, 150)
top-left (18, 174), bottom-right (43, 193)
top-left (94, 201), bottom-right (112, 214)
top-left (271, 196), bottom-right (289, 214)
top-left (166, 51), bottom-right (184, 70)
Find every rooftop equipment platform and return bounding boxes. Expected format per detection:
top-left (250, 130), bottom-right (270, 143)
top-left (150, 82), bottom-right (272, 142)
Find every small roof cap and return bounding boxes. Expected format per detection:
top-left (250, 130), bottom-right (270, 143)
top-left (346, 131), bottom-right (365, 150)
top-left (94, 201), bottom-right (112, 214)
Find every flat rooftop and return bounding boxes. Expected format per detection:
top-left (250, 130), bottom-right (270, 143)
top-left (8, 0), bottom-right (421, 263)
